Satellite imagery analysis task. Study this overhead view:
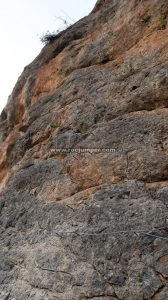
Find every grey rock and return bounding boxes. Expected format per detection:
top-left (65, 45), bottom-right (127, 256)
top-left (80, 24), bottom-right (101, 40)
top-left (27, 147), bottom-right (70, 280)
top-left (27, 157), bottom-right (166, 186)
top-left (159, 287), bottom-right (168, 300)
top-left (1, 0), bottom-right (168, 299)
top-left (0, 291), bottom-right (10, 300)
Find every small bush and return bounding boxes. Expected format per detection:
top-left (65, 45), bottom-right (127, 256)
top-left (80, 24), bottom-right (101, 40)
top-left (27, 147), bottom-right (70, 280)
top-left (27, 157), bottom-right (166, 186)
top-left (40, 14), bottom-right (74, 45)
top-left (49, 123), bottom-right (59, 129)
top-left (137, 273), bottom-right (143, 284)
top-left (20, 207), bottom-right (27, 217)
top-left (144, 177), bottom-right (156, 183)
top-left (144, 15), bottom-right (152, 24)
top-left (40, 30), bottom-right (59, 45)
top-left (158, 14), bottom-right (166, 30)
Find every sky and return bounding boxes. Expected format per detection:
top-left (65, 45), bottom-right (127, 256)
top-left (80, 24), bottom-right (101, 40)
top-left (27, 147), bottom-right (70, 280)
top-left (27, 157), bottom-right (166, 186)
top-left (0, 0), bottom-right (96, 113)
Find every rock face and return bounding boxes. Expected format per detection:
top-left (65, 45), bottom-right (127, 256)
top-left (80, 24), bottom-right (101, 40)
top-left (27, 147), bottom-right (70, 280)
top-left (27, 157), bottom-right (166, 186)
top-left (1, 0), bottom-right (168, 299)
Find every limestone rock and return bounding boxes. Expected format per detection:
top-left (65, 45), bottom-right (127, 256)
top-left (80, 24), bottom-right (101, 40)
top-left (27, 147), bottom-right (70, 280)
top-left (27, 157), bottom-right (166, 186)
top-left (1, 0), bottom-right (168, 299)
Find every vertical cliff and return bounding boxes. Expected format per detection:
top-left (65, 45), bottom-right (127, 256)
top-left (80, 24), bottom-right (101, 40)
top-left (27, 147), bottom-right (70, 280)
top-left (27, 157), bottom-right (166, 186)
top-left (0, 0), bottom-right (168, 299)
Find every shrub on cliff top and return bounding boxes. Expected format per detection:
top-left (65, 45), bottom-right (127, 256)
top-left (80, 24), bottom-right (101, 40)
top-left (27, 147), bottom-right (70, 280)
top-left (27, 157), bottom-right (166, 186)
top-left (40, 30), bottom-right (59, 45)
top-left (40, 15), bottom-right (74, 45)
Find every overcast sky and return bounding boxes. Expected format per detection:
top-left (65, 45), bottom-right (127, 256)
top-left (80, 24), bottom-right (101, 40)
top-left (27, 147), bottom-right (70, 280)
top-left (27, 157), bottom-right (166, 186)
top-left (0, 0), bottom-right (96, 113)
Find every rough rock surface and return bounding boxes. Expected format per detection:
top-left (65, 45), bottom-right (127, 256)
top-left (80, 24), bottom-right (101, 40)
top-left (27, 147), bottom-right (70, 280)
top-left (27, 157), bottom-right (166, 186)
top-left (1, 0), bottom-right (168, 299)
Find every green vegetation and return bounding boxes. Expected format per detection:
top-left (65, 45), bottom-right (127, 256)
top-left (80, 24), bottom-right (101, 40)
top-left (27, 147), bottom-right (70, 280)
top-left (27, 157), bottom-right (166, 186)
top-left (158, 14), bottom-right (166, 30)
top-left (40, 15), bottom-right (74, 45)
top-left (40, 31), bottom-right (59, 45)
top-left (144, 15), bottom-right (152, 24)
top-left (144, 177), bottom-right (156, 183)
top-left (49, 123), bottom-right (60, 129)
top-left (20, 207), bottom-right (27, 217)
top-left (137, 273), bottom-right (143, 284)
